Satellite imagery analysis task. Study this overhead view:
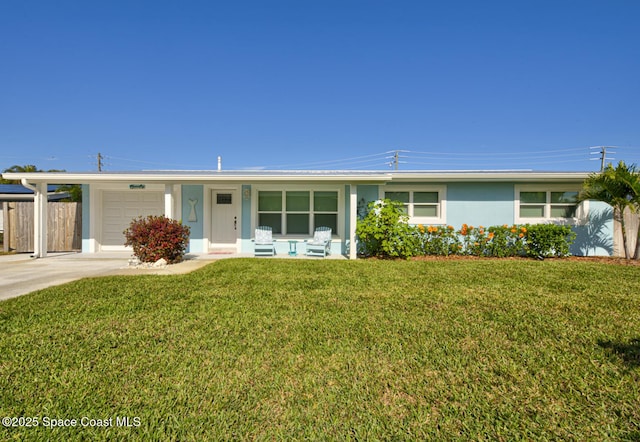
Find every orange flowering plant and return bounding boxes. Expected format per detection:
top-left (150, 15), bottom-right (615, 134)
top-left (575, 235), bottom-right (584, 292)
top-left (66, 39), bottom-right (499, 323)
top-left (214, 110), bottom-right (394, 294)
top-left (417, 224), bottom-right (461, 255)
top-left (483, 224), bottom-right (527, 257)
top-left (458, 224), bottom-right (491, 256)
top-left (416, 223), bottom-right (507, 256)
top-left (413, 223), bottom-right (575, 258)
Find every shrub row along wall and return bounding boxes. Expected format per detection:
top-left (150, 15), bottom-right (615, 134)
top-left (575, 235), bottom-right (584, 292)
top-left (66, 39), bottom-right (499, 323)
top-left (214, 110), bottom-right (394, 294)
top-left (415, 223), bottom-right (575, 258)
top-left (356, 200), bottom-right (576, 259)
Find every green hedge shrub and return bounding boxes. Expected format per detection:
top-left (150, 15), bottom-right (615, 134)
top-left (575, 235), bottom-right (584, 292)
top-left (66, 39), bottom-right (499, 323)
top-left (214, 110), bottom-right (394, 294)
top-left (355, 199), bottom-right (419, 259)
top-left (524, 224), bottom-right (576, 258)
top-left (124, 215), bottom-right (191, 264)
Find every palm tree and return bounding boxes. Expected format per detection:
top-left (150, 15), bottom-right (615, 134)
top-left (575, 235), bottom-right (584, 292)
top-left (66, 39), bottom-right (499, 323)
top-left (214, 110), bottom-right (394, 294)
top-left (620, 167), bottom-right (640, 259)
top-left (4, 164), bottom-right (40, 173)
top-left (1, 164), bottom-right (81, 202)
top-left (579, 161), bottom-right (638, 259)
top-left (1, 164), bottom-right (41, 183)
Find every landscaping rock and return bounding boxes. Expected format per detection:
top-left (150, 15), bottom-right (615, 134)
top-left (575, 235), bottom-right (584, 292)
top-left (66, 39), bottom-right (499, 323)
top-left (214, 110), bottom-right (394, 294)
top-left (153, 258), bottom-right (168, 267)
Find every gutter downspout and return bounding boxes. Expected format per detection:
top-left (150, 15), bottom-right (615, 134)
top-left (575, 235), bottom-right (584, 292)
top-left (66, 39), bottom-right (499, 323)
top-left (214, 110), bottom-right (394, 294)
top-left (21, 179), bottom-right (47, 258)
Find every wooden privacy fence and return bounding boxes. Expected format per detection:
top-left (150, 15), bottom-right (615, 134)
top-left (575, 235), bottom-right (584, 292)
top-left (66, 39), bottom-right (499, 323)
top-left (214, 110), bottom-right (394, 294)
top-left (2, 202), bottom-right (82, 253)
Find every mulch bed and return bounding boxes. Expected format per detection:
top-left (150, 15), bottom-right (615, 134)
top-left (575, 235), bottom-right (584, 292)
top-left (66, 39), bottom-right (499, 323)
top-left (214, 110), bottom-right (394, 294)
top-left (409, 255), bottom-right (640, 266)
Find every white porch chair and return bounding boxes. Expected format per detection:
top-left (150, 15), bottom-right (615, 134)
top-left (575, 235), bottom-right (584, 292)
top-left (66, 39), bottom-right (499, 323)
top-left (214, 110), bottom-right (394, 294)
top-left (305, 226), bottom-right (332, 257)
top-left (254, 226), bottom-right (276, 256)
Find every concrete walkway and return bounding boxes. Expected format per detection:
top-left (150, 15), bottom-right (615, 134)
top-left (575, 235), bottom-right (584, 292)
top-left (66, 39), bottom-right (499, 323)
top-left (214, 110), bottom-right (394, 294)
top-left (0, 250), bottom-right (347, 301)
top-left (0, 252), bottom-right (225, 301)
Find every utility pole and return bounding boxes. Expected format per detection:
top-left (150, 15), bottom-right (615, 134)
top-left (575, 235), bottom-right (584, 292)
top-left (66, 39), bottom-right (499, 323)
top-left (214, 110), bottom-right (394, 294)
top-left (590, 146), bottom-right (615, 172)
top-left (97, 152), bottom-right (103, 172)
top-left (390, 150), bottom-right (399, 170)
top-left (599, 146), bottom-right (607, 172)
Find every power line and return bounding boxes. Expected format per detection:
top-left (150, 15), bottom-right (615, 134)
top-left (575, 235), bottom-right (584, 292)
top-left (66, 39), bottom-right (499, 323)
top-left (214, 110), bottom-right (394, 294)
top-left (404, 149), bottom-right (589, 161)
top-left (405, 158), bottom-right (592, 167)
top-left (248, 151), bottom-right (392, 170)
top-left (71, 145), bottom-right (638, 172)
top-left (104, 155), bottom-right (213, 170)
top-left (394, 147), bottom-right (605, 170)
top-left (590, 146), bottom-right (616, 171)
top-left (405, 147), bottom-right (589, 157)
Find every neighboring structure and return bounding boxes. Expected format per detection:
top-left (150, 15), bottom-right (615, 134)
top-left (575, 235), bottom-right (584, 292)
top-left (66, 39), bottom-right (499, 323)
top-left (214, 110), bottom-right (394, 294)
top-left (0, 184), bottom-right (71, 202)
top-left (0, 170), bottom-right (614, 258)
top-left (0, 184), bottom-right (70, 236)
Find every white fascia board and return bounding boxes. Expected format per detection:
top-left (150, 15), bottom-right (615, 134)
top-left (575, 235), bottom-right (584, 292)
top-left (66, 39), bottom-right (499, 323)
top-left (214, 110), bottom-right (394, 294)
top-left (1, 171), bottom-right (393, 185)
top-left (3, 170), bottom-right (591, 184)
top-left (389, 172), bottom-right (591, 183)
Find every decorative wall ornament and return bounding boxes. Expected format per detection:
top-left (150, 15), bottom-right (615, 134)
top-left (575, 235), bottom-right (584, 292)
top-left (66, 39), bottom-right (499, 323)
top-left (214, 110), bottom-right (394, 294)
top-left (188, 199), bottom-right (198, 222)
top-left (357, 197), bottom-right (368, 219)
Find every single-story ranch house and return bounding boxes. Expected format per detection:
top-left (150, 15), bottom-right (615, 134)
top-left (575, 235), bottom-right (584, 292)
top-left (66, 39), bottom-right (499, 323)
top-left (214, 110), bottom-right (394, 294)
top-left (0, 169), bottom-right (615, 259)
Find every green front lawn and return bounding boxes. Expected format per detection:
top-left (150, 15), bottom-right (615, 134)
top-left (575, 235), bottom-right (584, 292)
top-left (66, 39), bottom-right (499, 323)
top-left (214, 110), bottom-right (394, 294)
top-left (1, 259), bottom-right (639, 440)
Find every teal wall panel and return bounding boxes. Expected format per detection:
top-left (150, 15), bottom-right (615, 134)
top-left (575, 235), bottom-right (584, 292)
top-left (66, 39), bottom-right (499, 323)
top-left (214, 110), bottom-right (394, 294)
top-left (242, 185), bottom-right (252, 240)
top-left (357, 185), bottom-right (379, 218)
top-left (181, 185), bottom-right (204, 253)
top-left (571, 200), bottom-right (614, 256)
top-left (446, 183), bottom-right (515, 227)
top-left (240, 185), bottom-right (252, 252)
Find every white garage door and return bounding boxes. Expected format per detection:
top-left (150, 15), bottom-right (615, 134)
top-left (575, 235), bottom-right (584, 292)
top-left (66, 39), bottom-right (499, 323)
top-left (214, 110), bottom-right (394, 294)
top-left (101, 191), bottom-right (164, 250)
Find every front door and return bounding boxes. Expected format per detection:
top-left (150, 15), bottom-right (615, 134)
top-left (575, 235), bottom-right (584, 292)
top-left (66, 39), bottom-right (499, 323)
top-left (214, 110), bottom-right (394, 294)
top-left (211, 190), bottom-right (238, 246)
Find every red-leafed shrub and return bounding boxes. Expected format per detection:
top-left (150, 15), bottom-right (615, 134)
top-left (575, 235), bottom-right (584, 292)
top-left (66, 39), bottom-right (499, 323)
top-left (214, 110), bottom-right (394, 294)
top-left (124, 215), bottom-right (191, 264)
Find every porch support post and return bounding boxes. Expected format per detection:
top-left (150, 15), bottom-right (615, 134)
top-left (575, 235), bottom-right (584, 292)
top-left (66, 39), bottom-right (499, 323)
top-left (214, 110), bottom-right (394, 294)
top-left (164, 184), bottom-right (174, 219)
top-left (34, 182), bottom-right (48, 258)
top-left (349, 184), bottom-right (357, 259)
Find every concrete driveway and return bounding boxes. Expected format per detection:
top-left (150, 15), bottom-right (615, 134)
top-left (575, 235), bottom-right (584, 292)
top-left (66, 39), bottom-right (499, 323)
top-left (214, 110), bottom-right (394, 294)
top-left (0, 252), bottom-right (216, 301)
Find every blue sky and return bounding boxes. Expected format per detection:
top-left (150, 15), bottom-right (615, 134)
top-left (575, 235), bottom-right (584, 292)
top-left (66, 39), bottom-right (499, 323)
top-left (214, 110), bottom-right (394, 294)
top-left (1, 1), bottom-right (639, 172)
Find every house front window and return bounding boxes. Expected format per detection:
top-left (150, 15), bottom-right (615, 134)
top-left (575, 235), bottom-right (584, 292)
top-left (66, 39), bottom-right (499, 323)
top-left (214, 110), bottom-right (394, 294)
top-left (516, 186), bottom-right (585, 223)
top-left (382, 186), bottom-right (446, 224)
top-left (258, 191), bottom-right (283, 234)
top-left (257, 189), bottom-right (339, 236)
